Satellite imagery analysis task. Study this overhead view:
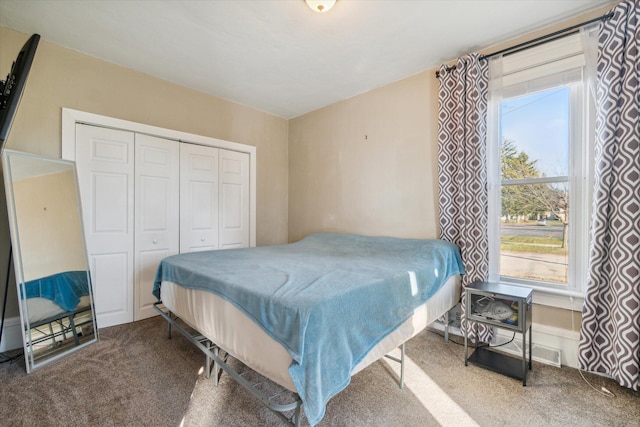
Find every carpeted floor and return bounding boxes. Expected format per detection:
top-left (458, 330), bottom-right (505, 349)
top-left (0, 316), bottom-right (638, 426)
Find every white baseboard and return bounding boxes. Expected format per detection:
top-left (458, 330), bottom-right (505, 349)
top-left (492, 324), bottom-right (580, 368)
top-left (533, 323), bottom-right (580, 368)
top-left (429, 320), bottom-right (581, 369)
top-left (0, 316), bottom-right (24, 352)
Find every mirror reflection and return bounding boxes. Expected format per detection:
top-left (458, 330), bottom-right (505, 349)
top-left (2, 149), bottom-right (97, 372)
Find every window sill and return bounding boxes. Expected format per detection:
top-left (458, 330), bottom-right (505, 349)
top-left (498, 279), bottom-right (584, 311)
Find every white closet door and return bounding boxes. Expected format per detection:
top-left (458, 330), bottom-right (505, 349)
top-left (180, 143), bottom-right (219, 253)
top-left (75, 124), bottom-right (134, 327)
top-left (219, 150), bottom-right (250, 249)
top-left (134, 134), bottom-right (179, 321)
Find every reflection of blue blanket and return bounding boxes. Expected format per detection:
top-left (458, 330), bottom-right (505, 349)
top-left (153, 233), bottom-right (464, 426)
top-left (22, 271), bottom-right (90, 312)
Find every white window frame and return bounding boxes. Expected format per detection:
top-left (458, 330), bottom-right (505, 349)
top-left (487, 33), bottom-right (595, 310)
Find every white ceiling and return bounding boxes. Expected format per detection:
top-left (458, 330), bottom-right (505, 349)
top-left (0, 0), bottom-right (614, 119)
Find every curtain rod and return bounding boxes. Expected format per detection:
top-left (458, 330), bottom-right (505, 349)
top-left (435, 11), bottom-right (614, 78)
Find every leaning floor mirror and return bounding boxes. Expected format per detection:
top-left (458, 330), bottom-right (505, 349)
top-left (2, 149), bottom-right (97, 372)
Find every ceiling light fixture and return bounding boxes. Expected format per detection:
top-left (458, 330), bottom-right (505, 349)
top-left (305, 0), bottom-right (336, 13)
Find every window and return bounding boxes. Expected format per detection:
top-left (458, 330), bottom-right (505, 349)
top-left (487, 31), bottom-right (597, 306)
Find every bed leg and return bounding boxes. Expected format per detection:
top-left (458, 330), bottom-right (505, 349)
top-left (383, 344), bottom-right (407, 389)
top-left (399, 342), bottom-right (405, 389)
top-left (205, 341), bottom-right (212, 379)
top-left (444, 309), bottom-right (450, 343)
top-left (213, 346), bottom-right (220, 387)
top-left (293, 402), bottom-right (302, 427)
top-left (167, 312), bottom-right (172, 339)
top-left (69, 314), bottom-right (80, 345)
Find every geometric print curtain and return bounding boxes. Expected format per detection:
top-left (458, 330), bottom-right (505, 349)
top-left (579, 0), bottom-right (640, 391)
top-left (437, 53), bottom-right (492, 342)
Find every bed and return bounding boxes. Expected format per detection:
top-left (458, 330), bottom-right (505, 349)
top-left (22, 271), bottom-right (93, 347)
top-left (152, 233), bottom-right (465, 426)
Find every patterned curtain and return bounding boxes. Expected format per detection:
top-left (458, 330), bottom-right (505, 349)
top-left (579, 0), bottom-right (640, 391)
top-left (437, 53), bottom-right (492, 341)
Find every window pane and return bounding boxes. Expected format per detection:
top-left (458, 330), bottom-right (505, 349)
top-left (500, 184), bottom-right (568, 284)
top-left (501, 87), bottom-right (570, 178)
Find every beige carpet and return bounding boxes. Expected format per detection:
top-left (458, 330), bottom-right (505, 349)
top-left (0, 316), bottom-right (638, 426)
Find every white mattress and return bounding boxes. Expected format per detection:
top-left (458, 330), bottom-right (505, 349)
top-left (161, 274), bottom-right (461, 392)
top-left (27, 295), bottom-right (91, 324)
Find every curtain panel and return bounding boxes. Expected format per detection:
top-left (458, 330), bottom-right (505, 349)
top-left (437, 53), bottom-right (492, 341)
top-left (579, 0), bottom-right (640, 391)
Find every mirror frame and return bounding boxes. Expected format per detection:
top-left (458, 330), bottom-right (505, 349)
top-left (2, 149), bottom-right (98, 372)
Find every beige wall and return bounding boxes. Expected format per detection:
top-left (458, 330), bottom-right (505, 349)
top-left (13, 169), bottom-right (86, 282)
top-left (289, 72), bottom-right (440, 242)
top-left (0, 27), bottom-right (289, 319)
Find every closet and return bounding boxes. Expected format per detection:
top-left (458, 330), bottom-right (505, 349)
top-left (65, 113), bottom-right (253, 328)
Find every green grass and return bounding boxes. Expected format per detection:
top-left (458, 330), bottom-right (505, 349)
top-left (500, 223), bottom-right (568, 255)
top-left (501, 234), bottom-right (567, 254)
top-left (500, 243), bottom-right (568, 255)
top-left (501, 235), bottom-right (563, 245)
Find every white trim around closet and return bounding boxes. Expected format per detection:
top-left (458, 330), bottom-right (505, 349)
top-left (61, 108), bottom-right (256, 247)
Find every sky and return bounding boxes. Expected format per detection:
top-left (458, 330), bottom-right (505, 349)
top-left (500, 87), bottom-right (570, 178)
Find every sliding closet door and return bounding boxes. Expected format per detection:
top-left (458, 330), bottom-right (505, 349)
top-left (70, 113), bottom-right (254, 328)
top-left (219, 150), bottom-right (250, 249)
top-left (180, 143), bottom-right (219, 253)
top-left (75, 124), bottom-right (134, 327)
top-left (134, 134), bottom-right (179, 321)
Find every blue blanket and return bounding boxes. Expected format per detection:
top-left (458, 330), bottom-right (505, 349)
top-left (153, 233), bottom-right (464, 425)
top-left (22, 270), bottom-right (90, 312)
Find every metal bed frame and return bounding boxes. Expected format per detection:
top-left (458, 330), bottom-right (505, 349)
top-left (153, 301), bottom-right (411, 425)
top-left (29, 304), bottom-right (93, 347)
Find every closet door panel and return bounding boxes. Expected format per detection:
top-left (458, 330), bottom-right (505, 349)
top-left (134, 134), bottom-right (179, 321)
top-left (75, 124), bottom-right (134, 327)
top-left (88, 253), bottom-right (129, 322)
top-left (219, 150), bottom-right (250, 249)
top-left (180, 143), bottom-right (219, 253)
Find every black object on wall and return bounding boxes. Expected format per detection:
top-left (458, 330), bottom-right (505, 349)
top-left (0, 33), bottom-right (40, 148)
